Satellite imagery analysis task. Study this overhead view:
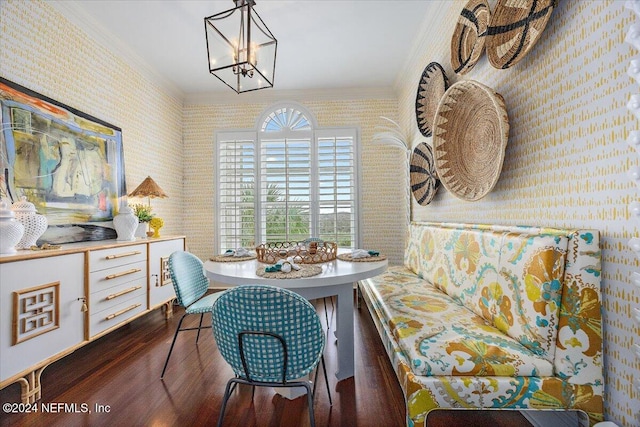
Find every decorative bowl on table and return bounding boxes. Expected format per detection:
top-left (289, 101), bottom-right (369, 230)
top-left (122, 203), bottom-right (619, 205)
top-left (256, 240), bottom-right (337, 264)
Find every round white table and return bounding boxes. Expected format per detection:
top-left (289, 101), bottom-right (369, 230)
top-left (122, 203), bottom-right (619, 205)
top-left (203, 256), bottom-right (388, 381)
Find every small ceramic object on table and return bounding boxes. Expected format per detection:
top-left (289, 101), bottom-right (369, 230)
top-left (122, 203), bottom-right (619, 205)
top-left (149, 217), bottom-right (164, 238)
top-left (12, 196), bottom-right (48, 249)
top-left (113, 205), bottom-right (138, 241)
top-left (0, 199), bottom-right (25, 254)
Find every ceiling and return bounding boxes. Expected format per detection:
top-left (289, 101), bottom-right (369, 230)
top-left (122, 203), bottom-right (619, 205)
top-left (49, 0), bottom-right (439, 101)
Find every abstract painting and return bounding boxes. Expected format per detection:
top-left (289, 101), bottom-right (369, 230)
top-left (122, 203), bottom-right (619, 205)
top-left (0, 77), bottom-right (126, 244)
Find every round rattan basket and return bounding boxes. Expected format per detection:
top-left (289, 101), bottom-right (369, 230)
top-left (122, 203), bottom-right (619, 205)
top-left (415, 62), bottom-right (449, 137)
top-left (450, 0), bottom-right (490, 75)
top-left (410, 142), bottom-right (440, 205)
top-left (432, 80), bottom-right (509, 201)
top-left (256, 241), bottom-right (337, 264)
top-left (486, 0), bottom-right (555, 69)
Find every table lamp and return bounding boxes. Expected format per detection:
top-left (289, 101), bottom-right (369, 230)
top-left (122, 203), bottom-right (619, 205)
top-left (128, 176), bottom-right (168, 232)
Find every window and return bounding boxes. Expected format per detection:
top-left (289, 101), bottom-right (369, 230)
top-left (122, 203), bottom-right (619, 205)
top-left (215, 103), bottom-right (360, 252)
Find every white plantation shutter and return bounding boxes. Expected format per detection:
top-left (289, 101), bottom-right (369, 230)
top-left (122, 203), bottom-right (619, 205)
top-left (315, 129), bottom-right (358, 248)
top-left (216, 132), bottom-right (256, 250)
top-left (215, 104), bottom-right (360, 253)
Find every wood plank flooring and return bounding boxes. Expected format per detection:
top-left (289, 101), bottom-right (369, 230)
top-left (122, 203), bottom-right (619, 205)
top-left (0, 294), bottom-right (406, 427)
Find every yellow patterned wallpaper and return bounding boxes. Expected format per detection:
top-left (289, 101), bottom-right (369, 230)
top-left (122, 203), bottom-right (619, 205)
top-left (397, 1), bottom-right (638, 425)
top-left (2, 0), bottom-right (639, 425)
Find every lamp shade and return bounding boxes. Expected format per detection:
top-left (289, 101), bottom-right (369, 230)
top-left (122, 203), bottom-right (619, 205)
top-left (128, 176), bottom-right (168, 199)
top-left (204, 0), bottom-right (277, 93)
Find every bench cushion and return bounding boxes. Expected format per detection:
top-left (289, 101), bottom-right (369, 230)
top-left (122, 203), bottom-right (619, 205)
top-left (366, 267), bottom-right (554, 377)
top-left (404, 224), bottom-right (568, 362)
top-left (490, 232), bottom-right (567, 360)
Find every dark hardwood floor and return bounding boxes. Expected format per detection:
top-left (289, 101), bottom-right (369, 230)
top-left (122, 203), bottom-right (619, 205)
top-left (0, 294), bottom-right (406, 427)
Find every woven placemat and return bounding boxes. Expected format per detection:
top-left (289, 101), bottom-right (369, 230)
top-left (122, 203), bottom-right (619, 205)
top-left (210, 254), bottom-right (256, 262)
top-left (337, 253), bottom-right (387, 262)
top-left (255, 264), bottom-right (322, 279)
top-left (450, 0), bottom-right (490, 75)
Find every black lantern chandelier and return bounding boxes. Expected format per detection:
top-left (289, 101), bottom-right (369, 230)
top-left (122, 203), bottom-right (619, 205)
top-left (204, 0), bottom-right (277, 94)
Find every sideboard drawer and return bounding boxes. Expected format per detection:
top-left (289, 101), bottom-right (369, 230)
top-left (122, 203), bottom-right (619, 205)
top-left (90, 294), bottom-right (147, 338)
top-left (90, 278), bottom-right (146, 315)
top-left (89, 260), bottom-right (146, 291)
top-left (89, 244), bottom-right (147, 272)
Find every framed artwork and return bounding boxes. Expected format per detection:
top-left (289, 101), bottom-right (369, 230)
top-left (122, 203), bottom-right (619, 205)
top-left (0, 77), bottom-right (126, 244)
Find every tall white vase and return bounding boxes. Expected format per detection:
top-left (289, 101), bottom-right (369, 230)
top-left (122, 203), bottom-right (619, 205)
top-left (12, 196), bottom-right (48, 249)
top-left (0, 199), bottom-right (24, 254)
top-left (113, 206), bottom-right (138, 241)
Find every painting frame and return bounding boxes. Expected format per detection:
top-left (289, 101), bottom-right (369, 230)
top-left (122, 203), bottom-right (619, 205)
top-left (0, 77), bottom-right (126, 245)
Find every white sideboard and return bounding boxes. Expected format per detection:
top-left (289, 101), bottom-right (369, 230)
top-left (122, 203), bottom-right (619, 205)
top-left (0, 235), bottom-right (185, 403)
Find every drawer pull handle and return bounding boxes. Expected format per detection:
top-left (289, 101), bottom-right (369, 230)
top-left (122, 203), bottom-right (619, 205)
top-left (105, 286), bottom-right (142, 300)
top-left (105, 251), bottom-right (142, 260)
top-left (105, 303), bottom-right (141, 321)
top-left (105, 268), bottom-right (141, 280)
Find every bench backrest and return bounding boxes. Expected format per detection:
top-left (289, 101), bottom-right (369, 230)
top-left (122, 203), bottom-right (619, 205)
top-left (404, 222), bottom-right (603, 384)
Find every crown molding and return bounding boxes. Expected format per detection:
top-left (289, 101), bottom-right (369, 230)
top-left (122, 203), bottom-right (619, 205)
top-left (47, 0), bottom-right (184, 100)
top-left (184, 86), bottom-right (397, 105)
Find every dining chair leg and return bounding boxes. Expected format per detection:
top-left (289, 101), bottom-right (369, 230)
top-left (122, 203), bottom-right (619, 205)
top-left (217, 379), bottom-right (236, 427)
top-left (323, 298), bottom-right (329, 331)
top-left (312, 355), bottom-right (332, 405)
top-left (196, 313), bottom-right (204, 343)
top-left (303, 382), bottom-right (316, 427)
top-left (313, 365), bottom-right (319, 396)
top-left (161, 314), bottom-right (187, 379)
top-left (321, 355), bottom-right (332, 405)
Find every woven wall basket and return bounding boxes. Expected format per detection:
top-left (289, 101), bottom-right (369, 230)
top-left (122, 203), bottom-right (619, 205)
top-left (451, 0), bottom-right (490, 75)
top-left (433, 80), bottom-right (509, 201)
top-left (415, 62), bottom-right (449, 137)
top-left (410, 142), bottom-right (440, 205)
top-left (486, 0), bottom-right (555, 69)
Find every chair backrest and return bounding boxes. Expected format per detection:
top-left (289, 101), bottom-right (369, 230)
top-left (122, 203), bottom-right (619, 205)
top-left (211, 285), bottom-right (325, 383)
top-left (168, 251), bottom-right (209, 308)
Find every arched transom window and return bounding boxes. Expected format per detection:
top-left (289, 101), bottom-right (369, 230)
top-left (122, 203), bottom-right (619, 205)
top-left (260, 106), bottom-right (312, 132)
top-left (215, 102), bottom-right (360, 252)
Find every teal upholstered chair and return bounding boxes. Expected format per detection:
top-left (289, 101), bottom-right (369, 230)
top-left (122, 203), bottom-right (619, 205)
top-left (211, 284), bottom-right (331, 427)
top-left (160, 251), bottom-right (220, 378)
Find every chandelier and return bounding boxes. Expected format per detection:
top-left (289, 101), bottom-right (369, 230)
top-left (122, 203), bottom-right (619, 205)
top-left (204, 0), bottom-right (277, 93)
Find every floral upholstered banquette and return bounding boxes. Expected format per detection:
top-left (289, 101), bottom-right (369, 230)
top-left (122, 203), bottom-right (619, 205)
top-left (358, 222), bottom-right (603, 427)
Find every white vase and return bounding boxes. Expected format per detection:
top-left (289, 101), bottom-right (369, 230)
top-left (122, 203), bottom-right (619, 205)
top-left (12, 196), bottom-right (48, 249)
top-left (135, 222), bottom-right (147, 239)
top-left (0, 199), bottom-right (24, 254)
top-left (113, 206), bottom-right (138, 241)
